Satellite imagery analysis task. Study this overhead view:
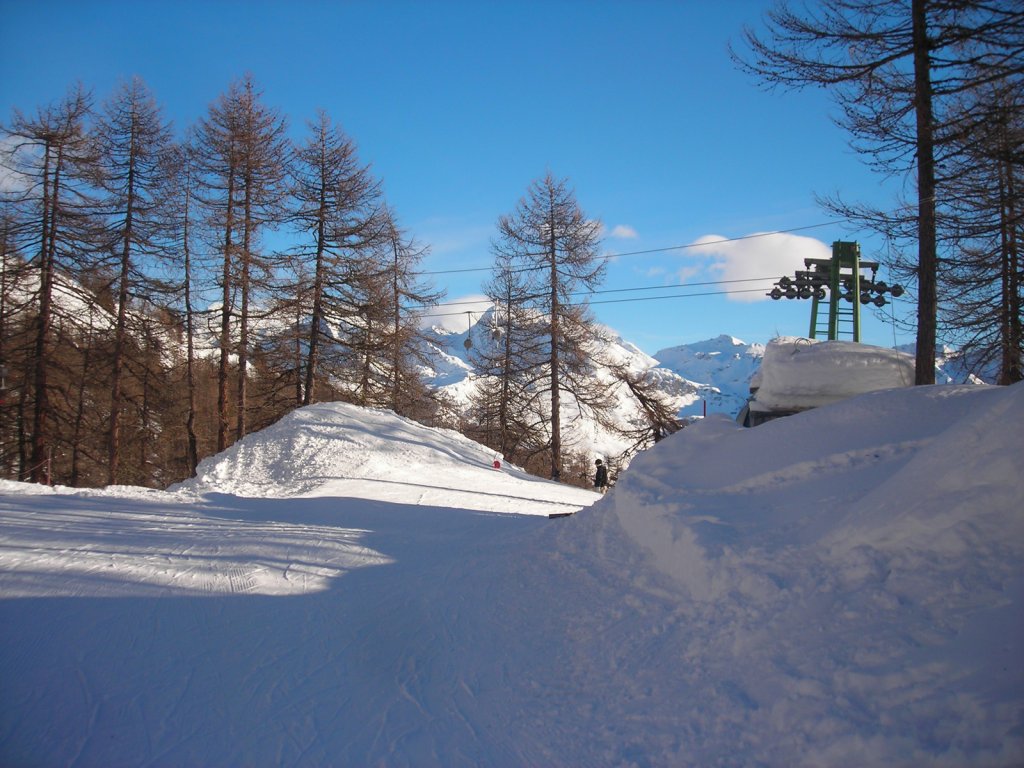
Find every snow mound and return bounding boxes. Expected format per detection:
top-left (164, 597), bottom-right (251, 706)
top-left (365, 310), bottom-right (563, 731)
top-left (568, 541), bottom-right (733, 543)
top-left (750, 337), bottom-right (914, 412)
top-left (174, 401), bottom-right (595, 515)
top-left (599, 382), bottom-right (1023, 599)
top-left (564, 381), bottom-right (1023, 763)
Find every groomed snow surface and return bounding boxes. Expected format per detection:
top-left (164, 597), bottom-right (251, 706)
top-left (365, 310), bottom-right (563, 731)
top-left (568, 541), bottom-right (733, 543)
top-left (2, 387), bottom-right (1023, 766)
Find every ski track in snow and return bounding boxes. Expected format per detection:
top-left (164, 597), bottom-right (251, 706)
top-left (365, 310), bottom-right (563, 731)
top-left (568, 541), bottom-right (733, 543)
top-left (0, 491), bottom-right (389, 598)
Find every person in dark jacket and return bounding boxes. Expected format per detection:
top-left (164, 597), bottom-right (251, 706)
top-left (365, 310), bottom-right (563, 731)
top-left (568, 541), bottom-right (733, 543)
top-left (594, 458), bottom-right (609, 494)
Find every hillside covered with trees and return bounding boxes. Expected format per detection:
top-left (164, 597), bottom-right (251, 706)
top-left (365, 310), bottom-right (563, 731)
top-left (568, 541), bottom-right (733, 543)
top-left (2, 0), bottom-right (1020, 490)
top-left (1, 76), bottom-right (449, 488)
top-left (1, 77), bottom-right (680, 489)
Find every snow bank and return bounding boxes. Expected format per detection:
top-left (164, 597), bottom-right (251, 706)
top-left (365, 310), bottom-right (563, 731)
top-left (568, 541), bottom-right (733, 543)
top-left (174, 401), bottom-right (596, 515)
top-left (750, 337), bottom-right (914, 412)
top-left (601, 382), bottom-right (1023, 600)
top-left (568, 381), bottom-right (1023, 764)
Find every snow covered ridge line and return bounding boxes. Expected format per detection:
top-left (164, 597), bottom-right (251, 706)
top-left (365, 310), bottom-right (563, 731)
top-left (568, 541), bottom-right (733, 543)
top-left (423, 321), bottom-right (987, 463)
top-left (422, 319), bottom-right (761, 466)
top-left (2, 262), bottom-right (184, 367)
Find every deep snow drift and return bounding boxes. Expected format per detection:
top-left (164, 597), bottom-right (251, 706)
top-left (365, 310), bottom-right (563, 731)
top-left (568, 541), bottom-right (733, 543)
top-left (2, 385), bottom-right (1023, 766)
top-left (749, 336), bottom-right (914, 413)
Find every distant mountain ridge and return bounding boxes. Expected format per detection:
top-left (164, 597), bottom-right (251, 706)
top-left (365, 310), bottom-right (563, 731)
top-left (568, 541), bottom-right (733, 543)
top-left (652, 334), bottom-right (765, 418)
top-left (420, 312), bottom-right (990, 464)
top-left (422, 317), bottom-right (764, 419)
top-left (420, 314), bottom-right (767, 464)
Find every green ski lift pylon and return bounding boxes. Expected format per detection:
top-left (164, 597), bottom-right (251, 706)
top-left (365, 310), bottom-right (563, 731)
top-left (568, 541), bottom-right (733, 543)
top-left (768, 241), bottom-right (903, 342)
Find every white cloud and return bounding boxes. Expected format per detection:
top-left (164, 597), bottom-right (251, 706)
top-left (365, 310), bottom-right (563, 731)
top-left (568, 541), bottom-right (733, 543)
top-left (641, 265), bottom-right (667, 279)
top-left (418, 294), bottom-right (493, 332)
top-left (675, 264), bottom-right (703, 283)
top-left (416, 217), bottom-right (492, 257)
top-left (0, 134), bottom-right (37, 195)
top-left (609, 224), bottom-right (638, 239)
top-left (682, 232), bottom-right (831, 303)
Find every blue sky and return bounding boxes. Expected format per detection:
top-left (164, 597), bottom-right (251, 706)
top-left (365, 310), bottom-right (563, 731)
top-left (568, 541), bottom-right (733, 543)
top-left (1, 0), bottom-right (915, 354)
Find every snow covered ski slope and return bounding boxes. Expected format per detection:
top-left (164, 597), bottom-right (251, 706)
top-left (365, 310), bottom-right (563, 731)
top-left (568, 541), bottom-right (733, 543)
top-left (2, 385), bottom-right (1022, 766)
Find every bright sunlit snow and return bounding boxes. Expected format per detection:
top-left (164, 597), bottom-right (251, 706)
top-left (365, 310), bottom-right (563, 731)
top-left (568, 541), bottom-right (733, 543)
top-left (2, 384), bottom-right (1022, 766)
top-left (749, 337), bottom-right (915, 413)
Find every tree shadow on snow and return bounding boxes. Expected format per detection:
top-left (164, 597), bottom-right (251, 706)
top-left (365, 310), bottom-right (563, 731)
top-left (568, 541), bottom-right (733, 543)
top-left (0, 490), bottom-right (566, 767)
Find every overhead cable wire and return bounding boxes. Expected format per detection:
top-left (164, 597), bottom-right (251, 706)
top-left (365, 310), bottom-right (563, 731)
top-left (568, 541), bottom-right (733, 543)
top-left (573, 275), bottom-right (778, 298)
top-left (415, 220), bottom-right (841, 277)
top-left (416, 286), bottom-right (773, 319)
top-left (588, 286), bottom-right (770, 306)
top-left (411, 275), bottom-right (780, 310)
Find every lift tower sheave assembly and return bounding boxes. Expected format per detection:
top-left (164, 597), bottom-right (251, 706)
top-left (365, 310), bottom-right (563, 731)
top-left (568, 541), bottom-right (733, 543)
top-left (812, 240), bottom-right (868, 341)
top-left (768, 240), bottom-right (903, 342)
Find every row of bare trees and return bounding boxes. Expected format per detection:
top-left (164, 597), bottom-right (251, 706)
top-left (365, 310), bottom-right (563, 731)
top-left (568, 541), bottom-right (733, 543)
top-left (735, 0), bottom-right (1023, 384)
top-left (0, 75), bottom-right (443, 487)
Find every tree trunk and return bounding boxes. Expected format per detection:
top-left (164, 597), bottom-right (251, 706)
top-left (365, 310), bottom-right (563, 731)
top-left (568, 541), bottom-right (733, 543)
top-left (30, 143), bottom-right (59, 484)
top-left (71, 321), bottom-right (95, 486)
top-left (391, 236), bottom-right (402, 412)
top-left (236, 175), bottom-right (252, 441)
top-left (500, 304), bottom-right (513, 457)
top-left (303, 158), bottom-right (328, 406)
top-left (217, 163), bottom-right (235, 453)
top-left (912, 0), bottom-right (938, 385)
top-left (294, 299), bottom-right (304, 406)
top-left (183, 180), bottom-right (199, 476)
top-left (108, 132), bottom-right (137, 485)
top-left (548, 201), bottom-right (561, 481)
top-left (999, 149), bottom-right (1022, 383)
top-left (360, 319), bottom-right (373, 406)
